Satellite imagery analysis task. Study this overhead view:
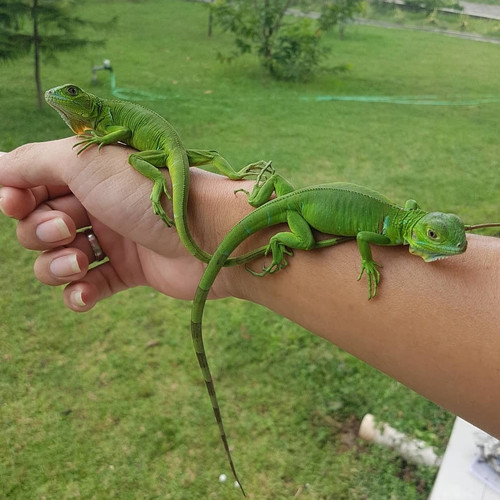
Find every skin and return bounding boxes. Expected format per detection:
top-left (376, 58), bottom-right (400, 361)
top-left (0, 139), bottom-right (499, 446)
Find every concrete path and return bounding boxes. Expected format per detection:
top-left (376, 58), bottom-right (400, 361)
top-left (380, 0), bottom-right (500, 20)
top-left (451, 1), bottom-right (500, 20)
top-left (290, 1), bottom-right (500, 44)
top-left (354, 17), bottom-right (500, 44)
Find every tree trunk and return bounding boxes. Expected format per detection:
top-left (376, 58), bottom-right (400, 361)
top-left (208, 1), bottom-right (213, 37)
top-left (32, 0), bottom-right (43, 109)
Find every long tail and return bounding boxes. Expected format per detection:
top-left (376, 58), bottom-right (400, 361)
top-left (191, 288), bottom-right (247, 496)
top-left (190, 198), bottom-right (353, 495)
top-left (190, 207), bottom-right (286, 496)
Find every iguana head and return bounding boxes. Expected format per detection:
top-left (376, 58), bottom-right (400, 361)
top-left (45, 84), bottom-right (100, 135)
top-left (406, 212), bottom-right (467, 262)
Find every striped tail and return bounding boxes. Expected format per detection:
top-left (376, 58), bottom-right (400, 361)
top-left (191, 284), bottom-right (246, 497)
top-left (189, 203), bottom-right (287, 496)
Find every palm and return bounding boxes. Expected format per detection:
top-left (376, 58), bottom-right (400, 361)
top-left (88, 216), bottom-right (206, 301)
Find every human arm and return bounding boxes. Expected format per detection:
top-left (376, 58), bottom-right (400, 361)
top-left (0, 139), bottom-right (499, 438)
top-left (232, 234), bottom-right (500, 439)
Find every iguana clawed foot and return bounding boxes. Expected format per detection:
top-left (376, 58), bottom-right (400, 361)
top-left (233, 161), bottom-right (274, 197)
top-left (357, 259), bottom-right (382, 300)
top-left (73, 131), bottom-right (105, 155)
top-left (246, 239), bottom-right (293, 277)
top-left (240, 160), bottom-right (273, 178)
top-left (254, 161), bottom-right (275, 183)
top-left (151, 178), bottom-right (174, 227)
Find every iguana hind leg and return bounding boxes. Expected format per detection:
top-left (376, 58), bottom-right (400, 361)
top-left (128, 150), bottom-right (173, 226)
top-left (243, 171), bottom-right (353, 275)
top-left (236, 169), bottom-right (296, 207)
top-left (186, 149), bottom-right (269, 180)
top-left (247, 210), bottom-right (315, 276)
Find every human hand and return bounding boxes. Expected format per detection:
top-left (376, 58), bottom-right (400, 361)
top-left (0, 138), bottom-right (239, 311)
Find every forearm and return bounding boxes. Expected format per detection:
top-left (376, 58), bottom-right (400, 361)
top-left (196, 170), bottom-right (500, 437)
top-left (246, 237), bottom-right (499, 436)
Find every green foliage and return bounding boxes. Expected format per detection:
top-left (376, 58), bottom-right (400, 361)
top-left (266, 17), bottom-right (325, 80)
top-left (319, 0), bottom-right (367, 37)
top-left (0, 0), bottom-right (105, 61)
top-left (0, 1), bottom-right (32, 60)
top-left (213, 0), bottom-right (362, 81)
top-left (0, 0), bottom-right (109, 107)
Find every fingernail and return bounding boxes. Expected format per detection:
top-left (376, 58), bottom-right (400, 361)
top-left (70, 289), bottom-right (86, 307)
top-left (50, 254), bottom-right (81, 277)
top-left (36, 218), bottom-right (71, 242)
top-left (0, 196), bottom-right (5, 215)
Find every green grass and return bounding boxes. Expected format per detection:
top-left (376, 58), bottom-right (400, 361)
top-left (1, 0), bottom-right (499, 498)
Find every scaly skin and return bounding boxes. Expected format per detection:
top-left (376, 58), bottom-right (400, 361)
top-left (44, 83), bottom-right (271, 266)
top-left (191, 174), bottom-right (468, 495)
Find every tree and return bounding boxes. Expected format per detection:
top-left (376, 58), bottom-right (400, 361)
top-left (0, 0), bottom-right (107, 108)
top-left (318, 0), bottom-right (366, 39)
top-left (213, 0), bottom-right (363, 81)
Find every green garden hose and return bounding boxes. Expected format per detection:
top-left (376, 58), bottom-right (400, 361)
top-left (107, 69), bottom-right (500, 107)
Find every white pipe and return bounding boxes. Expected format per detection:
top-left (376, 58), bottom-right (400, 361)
top-left (359, 413), bottom-right (442, 467)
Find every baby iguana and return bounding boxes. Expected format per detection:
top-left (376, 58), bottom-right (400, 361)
top-left (45, 83), bottom-right (269, 265)
top-left (192, 167), bottom-right (498, 495)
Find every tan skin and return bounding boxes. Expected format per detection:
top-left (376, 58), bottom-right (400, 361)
top-left (0, 137), bottom-right (499, 438)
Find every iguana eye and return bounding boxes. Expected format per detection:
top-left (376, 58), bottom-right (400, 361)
top-left (427, 229), bottom-right (438, 239)
top-left (67, 86), bottom-right (78, 96)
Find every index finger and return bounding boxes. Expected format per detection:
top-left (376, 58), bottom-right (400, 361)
top-left (0, 138), bottom-right (86, 188)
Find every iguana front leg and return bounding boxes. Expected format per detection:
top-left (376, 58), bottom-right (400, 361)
top-left (73, 126), bottom-right (131, 155)
top-left (356, 232), bottom-right (391, 299)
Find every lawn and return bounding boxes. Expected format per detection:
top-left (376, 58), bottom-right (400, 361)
top-left (0, 0), bottom-right (499, 498)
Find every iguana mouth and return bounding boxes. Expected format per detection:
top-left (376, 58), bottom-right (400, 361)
top-left (409, 244), bottom-right (465, 262)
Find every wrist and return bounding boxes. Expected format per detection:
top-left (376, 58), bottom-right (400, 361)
top-left (186, 168), bottom-right (283, 301)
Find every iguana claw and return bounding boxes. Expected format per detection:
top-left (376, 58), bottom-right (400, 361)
top-left (233, 187), bottom-right (250, 196)
top-left (151, 199), bottom-right (174, 227)
top-left (72, 131), bottom-right (102, 155)
top-left (245, 241), bottom-right (292, 277)
top-left (240, 160), bottom-right (273, 177)
top-left (357, 260), bottom-right (382, 300)
top-left (150, 178), bottom-right (174, 226)
top-left (254, 161), bottom-right (274, 184)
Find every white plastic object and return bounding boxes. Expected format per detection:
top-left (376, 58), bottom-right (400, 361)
top-left (359, 413), bottom-right (442, 467)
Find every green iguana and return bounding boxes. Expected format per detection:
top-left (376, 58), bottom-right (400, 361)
top-left (191, 167), bottom-right (498, 496)
top-left (44, 83), bottom-right (270, 265)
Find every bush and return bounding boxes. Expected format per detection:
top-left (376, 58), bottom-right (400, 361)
top-left (213, 0), bottom-right (361, 81)
top-left (266, 18), bottom-right (325, 81)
